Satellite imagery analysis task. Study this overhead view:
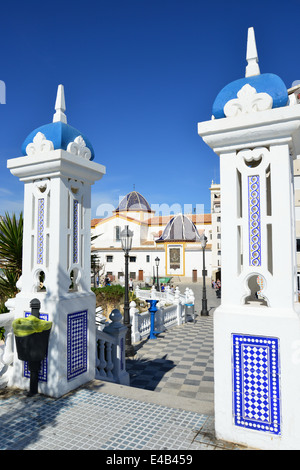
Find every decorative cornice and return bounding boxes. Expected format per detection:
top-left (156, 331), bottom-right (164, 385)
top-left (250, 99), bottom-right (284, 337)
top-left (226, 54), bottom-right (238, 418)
top-left (67, 135), bottom-right (92, 160)
top-left (26, 132), bottom-right (54, 156)
top-left (224, 84), bottom-right (273, 117)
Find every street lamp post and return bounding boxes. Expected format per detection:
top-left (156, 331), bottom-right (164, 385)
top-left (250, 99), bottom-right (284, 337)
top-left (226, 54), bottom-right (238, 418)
top-left (200, 234), bottom-right (209, 316)
top-left (155, 257), bottom-right (160, 291)
top-left (120, 225), bottom-right (135, 356)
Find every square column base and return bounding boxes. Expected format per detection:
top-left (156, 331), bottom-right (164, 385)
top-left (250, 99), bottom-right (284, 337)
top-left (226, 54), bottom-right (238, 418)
top-left (214, 304), bottom-right (300, 450)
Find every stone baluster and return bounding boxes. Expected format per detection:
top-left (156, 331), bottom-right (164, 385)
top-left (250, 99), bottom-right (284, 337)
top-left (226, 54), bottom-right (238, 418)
top-left (165, 285), bottom-right (170, 302)
top-left (0, 299), bottom-right (16, 387)
top-left (185, 287), bottom-right (190, 304)
top-left (103, 309), bottom-right (129, 385)
top-left (97, 339), bottom-right (107, 377)
top-left (135, 285), bottom-right (140, 299)
top-left (174, 287), bottom-right (182, 325)
top-left (150, 285), bottom-right (156, 299)
top-left (105, 342), bottom-right (114, 378)
top-left (130, 301), bottom-right (141, 343)
top-left (189, 289), bottom-right (195, 305)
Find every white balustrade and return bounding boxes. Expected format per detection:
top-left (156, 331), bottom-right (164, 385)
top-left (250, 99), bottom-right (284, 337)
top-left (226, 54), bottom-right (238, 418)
top-left (0, 299), bottom-right (16, 387)
top-left (95, 309), bottom-right (129, 386)
top-left (131, 285), bottom-right (193, 344)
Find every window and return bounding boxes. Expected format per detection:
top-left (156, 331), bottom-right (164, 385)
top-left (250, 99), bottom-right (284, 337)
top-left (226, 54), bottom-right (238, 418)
top-left (297, 239), bottom-right (300, 252)
top-left (106, 255), bottom-right (113, 262)
top-left (115, 226), bottom-right (120, 241)
top-left (129, 256), bottom-right (136, 262)
top-left (129, 272), bottom-right (136, 279)
top-left (146, 255), bottom-right (150, 262)
top-left (118, 272), bottom-right (124, 279)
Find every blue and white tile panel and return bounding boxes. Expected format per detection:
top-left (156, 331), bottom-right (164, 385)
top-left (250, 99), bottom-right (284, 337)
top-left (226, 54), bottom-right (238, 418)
top-left (232, 334), bottom-right (281, 435)
top-left (37, 198), bottom-right (45, 264)
top-left (248, 175), bottom-right (261, 267)
top-left (67, 310), bottom-right (88, 380)
top-left (73, 199), bottom-right (79, 264)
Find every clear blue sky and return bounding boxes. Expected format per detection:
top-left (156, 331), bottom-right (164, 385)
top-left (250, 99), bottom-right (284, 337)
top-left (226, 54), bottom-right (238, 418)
top-left (0, 0), bottom-right (299, 218)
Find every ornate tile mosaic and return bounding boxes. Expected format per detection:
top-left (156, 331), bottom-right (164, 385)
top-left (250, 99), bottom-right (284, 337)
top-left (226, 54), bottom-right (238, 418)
top-left (24, 312), bottom-right (49, 382)
top-left (248, 175), bottom-right (261, 266)
top-left (73, 199), bottom-right (79, 264)
top-left (67, 310), bottom-right (88, 380)
top-left (232, 334), bottom-right (281, 435)
top-left (37, 198), bottom-right (44, 264)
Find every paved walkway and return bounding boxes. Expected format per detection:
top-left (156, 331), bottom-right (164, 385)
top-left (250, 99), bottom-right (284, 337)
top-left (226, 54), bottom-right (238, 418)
top-left (0, 282), bottom-right (251, 451)
top-left (127, 282), bottom-right (217, 408)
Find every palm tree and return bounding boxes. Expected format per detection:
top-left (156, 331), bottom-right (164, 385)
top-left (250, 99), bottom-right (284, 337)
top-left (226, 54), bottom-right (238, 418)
top-left (0, 212), bottom-right (23, 300)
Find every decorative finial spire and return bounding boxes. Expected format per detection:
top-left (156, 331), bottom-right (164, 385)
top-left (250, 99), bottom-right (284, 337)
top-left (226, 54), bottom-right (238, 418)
top-left (53, 84), bottom-right (67, 123)
top-left (245, 27), bottom-right (260, 78)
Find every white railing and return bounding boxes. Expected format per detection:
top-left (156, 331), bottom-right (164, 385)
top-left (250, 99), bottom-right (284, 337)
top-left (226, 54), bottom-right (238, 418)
top-left (95, 309), bottom-right (129, 385)
top-left (0, 298), bottom-right (16, 387)
top-left (135, 285), bottom-right (194, 306)
top-left (130, 285), bottom-right (195, 344)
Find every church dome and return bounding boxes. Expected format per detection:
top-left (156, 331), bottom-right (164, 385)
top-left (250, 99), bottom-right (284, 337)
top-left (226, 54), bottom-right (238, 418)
top-left (21, 84), bottom-right (95, 160)
top-left (116, 191), bottom-right (152, 212)
top-left (157, 214), bottom-right (203, 242)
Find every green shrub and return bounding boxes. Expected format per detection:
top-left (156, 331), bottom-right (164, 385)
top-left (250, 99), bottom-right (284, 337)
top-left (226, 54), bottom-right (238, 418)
top-left (92, 284), bottom-right (125, 313)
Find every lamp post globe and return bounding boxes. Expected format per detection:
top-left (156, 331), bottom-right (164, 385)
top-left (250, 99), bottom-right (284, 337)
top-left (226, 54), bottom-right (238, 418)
top-left (120, 225), bottom-right (135, 356)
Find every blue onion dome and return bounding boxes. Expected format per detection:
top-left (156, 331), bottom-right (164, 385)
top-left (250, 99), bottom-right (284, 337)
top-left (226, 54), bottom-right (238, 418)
top-left (116, 191), bottom-right (152, 212)
top-left (212, 73), bottom-right (288, 119)
top-left (212, 27), bottom-right (289, 119)
top-left (22, 121), bottom-right (95, 160)
top-left (21, 84), bottom-right (95, 160)
top-left (157, 214), bottom-right (202, 242)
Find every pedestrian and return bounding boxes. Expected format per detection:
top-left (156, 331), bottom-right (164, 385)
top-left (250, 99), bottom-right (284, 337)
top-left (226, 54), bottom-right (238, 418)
top-left (129, 278), bottom-right (133, 291)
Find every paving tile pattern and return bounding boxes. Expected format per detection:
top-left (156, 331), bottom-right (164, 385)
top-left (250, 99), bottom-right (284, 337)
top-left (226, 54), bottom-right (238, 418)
top-left (127, 316), bottom-right (214, 402)
top-left (0, 388), bottom-right (239, 450)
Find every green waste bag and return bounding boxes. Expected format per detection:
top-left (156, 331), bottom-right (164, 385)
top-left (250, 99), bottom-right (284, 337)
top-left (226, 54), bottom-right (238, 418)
top-left (12, 315), bottom-right (52, 337)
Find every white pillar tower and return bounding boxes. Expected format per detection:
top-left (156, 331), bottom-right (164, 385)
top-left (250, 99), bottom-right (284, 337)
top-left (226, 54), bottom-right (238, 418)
top-left (7, 85), bottom-right (106, 398)
top-left (198, 28), bottom-right (300, 449)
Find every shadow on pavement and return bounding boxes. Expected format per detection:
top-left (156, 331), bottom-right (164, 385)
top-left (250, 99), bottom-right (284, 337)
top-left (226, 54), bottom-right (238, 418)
top-left (126, 354), bottom-right (175, 391)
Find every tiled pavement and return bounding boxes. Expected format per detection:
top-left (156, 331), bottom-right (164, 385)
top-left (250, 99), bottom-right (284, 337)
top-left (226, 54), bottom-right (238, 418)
top-left (0, 282), bottom-right (253, 451)
top-left (127, 314), bottom-right (214, 404)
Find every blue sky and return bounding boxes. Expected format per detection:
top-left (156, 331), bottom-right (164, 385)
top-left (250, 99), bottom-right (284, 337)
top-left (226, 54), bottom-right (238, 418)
top-left (0, 0), bottom-right (299, 218)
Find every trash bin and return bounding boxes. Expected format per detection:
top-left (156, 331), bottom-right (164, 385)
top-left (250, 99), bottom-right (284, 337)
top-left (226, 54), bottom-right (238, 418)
top-left (12, 313), bottom-right (52, 396)
top-left (185, 303), bottom-right (194, 322)
top-left (13, 315), bottom-right (52, 362)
